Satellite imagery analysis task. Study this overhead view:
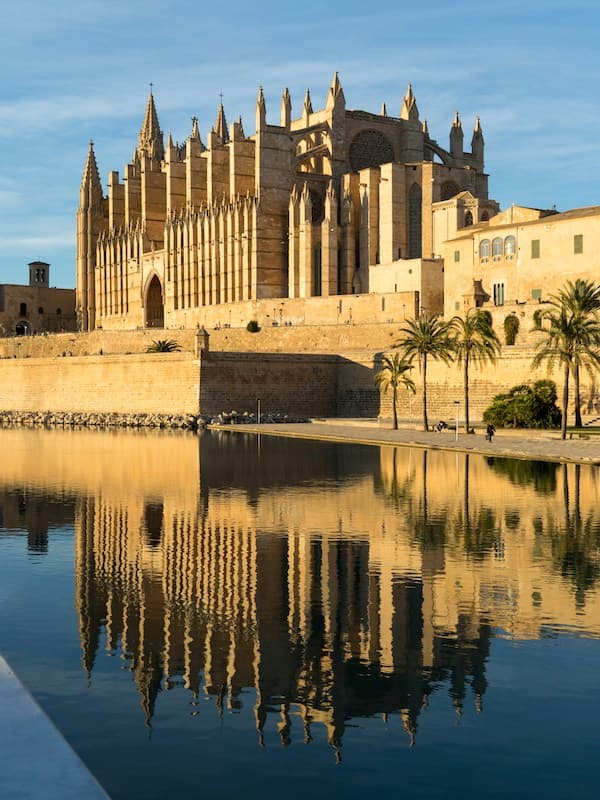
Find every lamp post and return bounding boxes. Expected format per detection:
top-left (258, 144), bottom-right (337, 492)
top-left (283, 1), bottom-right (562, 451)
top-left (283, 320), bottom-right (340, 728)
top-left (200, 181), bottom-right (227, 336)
top-left (454, 401), bottom-right (460, 442)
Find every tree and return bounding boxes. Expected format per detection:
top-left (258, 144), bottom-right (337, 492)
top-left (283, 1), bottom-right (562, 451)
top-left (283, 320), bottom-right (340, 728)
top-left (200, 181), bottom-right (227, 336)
top-left (146, 338), bottom-right (182, 352)
top-left (450, 309), bottom-right (501, 433)
top-left (555, 280), bottom-right (600, 426)
top-left (534, 285), bottom-right (600, 438)
top-left (397, 314), bottom-right (454, 432)
top-left (374, 352), bottom-right (416, 430)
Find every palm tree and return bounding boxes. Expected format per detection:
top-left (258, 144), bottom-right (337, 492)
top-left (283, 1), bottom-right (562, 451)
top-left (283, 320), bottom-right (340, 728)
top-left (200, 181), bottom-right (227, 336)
top-left (555, 280), bottom-right (600, 427)
top-left (146, 338), bottom-right (182, 353)
top-left (397, 314), bottom-right (454, 432)
top-left (534, 287), bottom-right (600, 438)
top-left (450, 309), bottom-right (501, 433)
top-left (374, 352), bottom-right (416, 429)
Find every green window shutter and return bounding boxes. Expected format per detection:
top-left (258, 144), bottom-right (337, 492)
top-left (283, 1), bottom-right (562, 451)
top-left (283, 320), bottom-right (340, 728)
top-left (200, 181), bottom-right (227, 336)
top-left (454, 250), bottom-right (460, 262)
top-left (531, 239), bottom-right (540, 258)
top-left (531, 288), bottom-right (542, 300)
top-left (574, 234), bottom-right (583, 254)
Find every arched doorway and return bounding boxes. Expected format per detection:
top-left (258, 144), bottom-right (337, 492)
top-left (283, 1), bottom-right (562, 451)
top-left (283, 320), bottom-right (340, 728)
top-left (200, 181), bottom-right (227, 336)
top-left (15, 321), bottom-right (29, 336)
top-left (145, 275), bottom-right (164, 328)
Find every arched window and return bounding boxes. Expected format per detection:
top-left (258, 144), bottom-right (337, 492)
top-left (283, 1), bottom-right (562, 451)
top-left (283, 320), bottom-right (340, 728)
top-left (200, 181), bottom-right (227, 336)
top-left (492, 237), bottom-right (503, 257)
top-left (56, 308), bottom-right (62, 315)
top-left (504, 235), bottom-right (516, 257)
top-left (38, 307), bottom-right (44, 314)
top-left (19, 302), bottom-right (27, 316)
top-left (481, 211), bottom-right (489, 222)
top-left (464, 210), bottom-right (473, 226)
top-left (480, 239), bottom-right (490, 259)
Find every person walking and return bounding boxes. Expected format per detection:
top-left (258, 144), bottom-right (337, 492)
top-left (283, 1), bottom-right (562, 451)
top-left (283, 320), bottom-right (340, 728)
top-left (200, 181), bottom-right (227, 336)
top-left (486, 423), bottom-right (496, 442)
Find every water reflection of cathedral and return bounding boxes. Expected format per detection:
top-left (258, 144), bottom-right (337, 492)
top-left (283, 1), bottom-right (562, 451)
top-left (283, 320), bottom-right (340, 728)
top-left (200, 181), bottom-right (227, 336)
top-left (70, 431), bottom-right (600, 750)
top-left (2, 428), bottom-right (599, 750)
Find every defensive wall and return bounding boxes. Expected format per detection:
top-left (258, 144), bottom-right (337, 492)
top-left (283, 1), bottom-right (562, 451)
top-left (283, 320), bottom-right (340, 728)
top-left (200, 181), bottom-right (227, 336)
top-left (1, 301), bottom-right (596, 423)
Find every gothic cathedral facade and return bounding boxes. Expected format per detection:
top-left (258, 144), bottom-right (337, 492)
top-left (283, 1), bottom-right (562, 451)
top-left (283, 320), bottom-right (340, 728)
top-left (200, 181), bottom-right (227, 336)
top-left (76, 75), bottom-right (494, 331)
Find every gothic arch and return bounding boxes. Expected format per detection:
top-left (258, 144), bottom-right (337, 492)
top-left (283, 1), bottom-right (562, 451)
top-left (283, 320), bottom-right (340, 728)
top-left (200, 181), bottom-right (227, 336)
top-left (144, 273), bottom-right (164, 328)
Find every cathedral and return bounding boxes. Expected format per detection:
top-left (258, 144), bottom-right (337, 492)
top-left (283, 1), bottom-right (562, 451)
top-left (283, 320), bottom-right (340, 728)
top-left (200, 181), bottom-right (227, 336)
top-left (76, 74), bottom-right (496, 331)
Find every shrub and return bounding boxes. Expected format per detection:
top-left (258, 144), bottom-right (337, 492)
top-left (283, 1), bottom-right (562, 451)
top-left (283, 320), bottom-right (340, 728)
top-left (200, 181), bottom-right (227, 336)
top-left (246, 320), bottom-right (260, 333)
top-left (483, 379), bottom-right (561, 429)
top-left (146, 339), bottom-right (181, 352)
top-left (503, 314), bottom-right (520, 345)
top-left (532, 309), bottom-right (543, 330)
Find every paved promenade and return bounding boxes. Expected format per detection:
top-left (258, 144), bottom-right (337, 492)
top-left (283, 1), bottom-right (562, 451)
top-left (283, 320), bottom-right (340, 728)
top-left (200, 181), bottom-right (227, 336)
top-left (208, 419), bottom-right (600, 465)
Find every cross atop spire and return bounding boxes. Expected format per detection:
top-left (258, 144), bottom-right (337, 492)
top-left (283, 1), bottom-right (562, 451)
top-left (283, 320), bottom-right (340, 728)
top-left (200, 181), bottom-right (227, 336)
top-left (138, 89), bottom-right (164, 162)
top-left (80, 140), bottom-right (103, 206)
top-left (326, 71), bottom-right (345, 110)
top-left (400, 83), bottom-right (419, 121)
top-left (214, 99), bottom-right (229, 144)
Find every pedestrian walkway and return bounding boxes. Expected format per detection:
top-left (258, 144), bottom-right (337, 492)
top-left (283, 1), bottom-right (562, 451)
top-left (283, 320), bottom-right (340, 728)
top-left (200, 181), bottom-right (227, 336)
top-left (207, 419), bottom-right (600, 465)
top-left (0, 656), bottom-right (109, 800)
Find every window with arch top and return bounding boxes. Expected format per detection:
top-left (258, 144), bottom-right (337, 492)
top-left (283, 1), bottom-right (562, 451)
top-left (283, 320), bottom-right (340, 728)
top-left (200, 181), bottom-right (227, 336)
top-left (492, 237), bottom-right (503, 258)
top-left (504, 235), bottom-right (516, 257)
top-left (479, 239), bottom-right (490, 259)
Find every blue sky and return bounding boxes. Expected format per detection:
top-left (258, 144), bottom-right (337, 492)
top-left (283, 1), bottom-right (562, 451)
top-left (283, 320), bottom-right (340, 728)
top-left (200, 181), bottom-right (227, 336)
top-left (1, 0), bottom-right (599, 288)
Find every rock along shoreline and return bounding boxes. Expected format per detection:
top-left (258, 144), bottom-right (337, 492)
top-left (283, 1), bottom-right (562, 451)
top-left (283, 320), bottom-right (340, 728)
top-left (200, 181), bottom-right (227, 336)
top-left (0, 409), bottom-right (309, 431)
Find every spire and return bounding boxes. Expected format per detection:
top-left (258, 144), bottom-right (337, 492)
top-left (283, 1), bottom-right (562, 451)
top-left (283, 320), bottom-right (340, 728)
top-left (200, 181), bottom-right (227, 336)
top-left (450, 111), bottom-right (464, 157)
top-left (214, 99), bottom-right (229, 145)
top-left (326, 71), bottom-right (345, 110)
top-left (281, 87), bottom-right (292, 129)
top-left (422, 119), bottom-right (429, 135)
top-left (400, 83), bottom-right (419, 121)
top-left (381, 102), bottom-right (388, 117)
top-left (80, 140), bottom-right (103, 206)
top-left (302, 88), bottom-right (313, 124)
top-left (138, 88), bottom-right (165, 162)
top-left (191, 116), bottom-right (200, 140)
top-left (471, 115), bottom-right (484, 164)
top-left (256, 85), bottom-right (267, 131)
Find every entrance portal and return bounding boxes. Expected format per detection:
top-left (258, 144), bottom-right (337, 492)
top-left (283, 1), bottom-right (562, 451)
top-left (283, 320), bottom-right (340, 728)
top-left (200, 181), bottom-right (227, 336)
top-left (145, 275), bottom-right (164, 328)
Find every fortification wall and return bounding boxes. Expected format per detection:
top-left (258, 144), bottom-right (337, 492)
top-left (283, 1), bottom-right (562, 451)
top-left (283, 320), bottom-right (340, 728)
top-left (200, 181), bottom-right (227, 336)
top-left (0, 354), bottom-right (200, 415)
top-left (1, 304), bottom-right (597, 423)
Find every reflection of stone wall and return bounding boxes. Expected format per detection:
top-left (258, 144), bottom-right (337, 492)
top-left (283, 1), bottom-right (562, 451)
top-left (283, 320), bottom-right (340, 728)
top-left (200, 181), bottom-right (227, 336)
top-left (3, 429), bottom-right (600, 746)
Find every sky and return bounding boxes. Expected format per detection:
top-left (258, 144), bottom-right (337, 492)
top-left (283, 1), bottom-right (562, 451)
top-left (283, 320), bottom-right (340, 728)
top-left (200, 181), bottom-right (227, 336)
top-left (1, 0), bottom-right (599, 289)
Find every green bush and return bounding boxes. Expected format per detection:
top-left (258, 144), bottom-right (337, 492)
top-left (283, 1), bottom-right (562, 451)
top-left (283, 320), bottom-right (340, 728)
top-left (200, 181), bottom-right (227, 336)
top-left (482, 379), bottom-right (561, 429)
top-left (246, 319), bottom-right (260, 333)
top-left (146, 338), bottom-right (181, 353)
top-left (503, 314), bottom-right (520, 345)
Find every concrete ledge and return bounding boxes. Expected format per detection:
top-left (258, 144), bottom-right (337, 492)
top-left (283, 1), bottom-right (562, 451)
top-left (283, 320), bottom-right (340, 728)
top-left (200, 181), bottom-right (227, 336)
top-left (0, 655), bottom-right (109, 799)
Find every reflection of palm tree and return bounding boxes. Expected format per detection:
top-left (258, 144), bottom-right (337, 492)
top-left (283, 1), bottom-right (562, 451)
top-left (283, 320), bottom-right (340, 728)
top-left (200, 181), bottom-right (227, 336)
top-left (549, 464), bottom-right (600, 607)
top-left (455, 454), bottom-right (501, 560)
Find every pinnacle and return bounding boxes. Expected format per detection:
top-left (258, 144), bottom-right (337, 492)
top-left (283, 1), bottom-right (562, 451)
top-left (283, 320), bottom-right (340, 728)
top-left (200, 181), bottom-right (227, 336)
top-left (138, 89), bottom-right (164, 161)
top-left (214, 100), bottom-right (229, 144)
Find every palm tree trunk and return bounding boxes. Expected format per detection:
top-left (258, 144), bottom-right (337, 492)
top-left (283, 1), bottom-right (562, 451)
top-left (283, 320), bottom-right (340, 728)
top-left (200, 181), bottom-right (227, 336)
top-left (561, 362), bottom-right (569, 440)
top-left (392, 384), bottom-right (398, 430)
top-left (422, 354), bottom-right (428, 432)
top-left (464, 356), bottom-right (470, 433)
top-left (574, 363), bottom-right (582, 428)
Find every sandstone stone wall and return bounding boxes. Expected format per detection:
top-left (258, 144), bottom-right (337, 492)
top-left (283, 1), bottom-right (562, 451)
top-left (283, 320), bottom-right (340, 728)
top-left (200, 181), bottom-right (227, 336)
top-left (1, 311), bottom-right (597, 423)
top-left (0, 354), bottom-right (200, 415)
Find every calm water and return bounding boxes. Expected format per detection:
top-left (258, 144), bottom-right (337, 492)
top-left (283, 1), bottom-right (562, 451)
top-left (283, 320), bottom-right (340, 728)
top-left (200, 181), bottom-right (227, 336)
top-left (1, 428), bottom-right (600, 799)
